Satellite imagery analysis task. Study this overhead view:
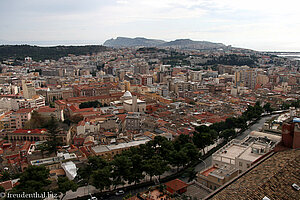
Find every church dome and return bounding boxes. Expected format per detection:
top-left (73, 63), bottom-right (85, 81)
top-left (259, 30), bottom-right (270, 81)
top-left (123, 91), bottom-right (132, 98)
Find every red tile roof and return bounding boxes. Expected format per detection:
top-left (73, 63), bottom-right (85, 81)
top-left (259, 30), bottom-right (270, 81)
top-left (12, 129), bottom-right (47, 134)
top-left (117, 114), bottom-right (127, 123)
top-left (15, 108), bottom-right (34, 114)
top-left (0, 180), bottom-right (13, 190)
top-left (201, 166), bottom-right (217, 176)
top-left (165, 179), bottom-right (189, 191)
top-left (37, 106), bottom-right (56, 113)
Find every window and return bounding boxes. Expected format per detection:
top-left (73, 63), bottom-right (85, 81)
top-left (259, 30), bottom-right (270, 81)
top-left (239, 162), bottom-right (243, 167)
top-left (247, 164), bottom-right (250, 168)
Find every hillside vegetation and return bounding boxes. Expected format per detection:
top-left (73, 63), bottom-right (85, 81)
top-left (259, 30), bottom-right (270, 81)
top-left (0, 45), bottom-right (109, 62)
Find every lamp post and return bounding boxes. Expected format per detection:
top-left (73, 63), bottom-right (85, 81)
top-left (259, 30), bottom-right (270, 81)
top-left (199, 158), bottom-right (207, 170)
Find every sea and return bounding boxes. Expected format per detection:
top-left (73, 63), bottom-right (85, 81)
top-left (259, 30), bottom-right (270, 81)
top-left (276, 53), bottom-right (300, 60)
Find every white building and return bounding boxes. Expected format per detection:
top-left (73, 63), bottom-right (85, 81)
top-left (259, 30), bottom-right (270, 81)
top-left (123, 97), bottom-right (146, 113)
top-left (77, 120), bottom-right (99, 135)
top-left (18, 95), bottom-right (45, 109)
top-left (61, 161), bottom-right (77, 180)
top-left (120, 91), bottom-right (146, 113)
top-left (212, 132), bottom-right (280, 172)
top-left (0, 98), bottom-right (19, 111)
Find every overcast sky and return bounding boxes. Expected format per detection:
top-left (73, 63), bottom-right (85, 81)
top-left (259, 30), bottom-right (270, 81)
top-left (0, 0), bottom-right (299, 51)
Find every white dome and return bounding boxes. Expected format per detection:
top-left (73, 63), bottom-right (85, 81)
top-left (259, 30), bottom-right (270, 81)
top-left (123, 91), bottom-right (132, 98)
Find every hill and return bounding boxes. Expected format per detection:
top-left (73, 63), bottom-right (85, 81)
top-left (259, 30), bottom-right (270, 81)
top-left (103, 37), bottom-right (165, 47)
top-left (159, 39), bottom-right (226, 49)
top-left (0, 45), bottom-right (109, 62)
top-left (104, 37), bottom-right (228, 50)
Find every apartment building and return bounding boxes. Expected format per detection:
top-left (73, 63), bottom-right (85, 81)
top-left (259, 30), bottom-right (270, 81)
top-left (125, 112), bottom-right (142, 131)
top-left (234, 66), bottom-right (257, 89)
top-left (198, 131), bottom-right (280, 190)
top-left (9, 108), bottom-right (34, 130)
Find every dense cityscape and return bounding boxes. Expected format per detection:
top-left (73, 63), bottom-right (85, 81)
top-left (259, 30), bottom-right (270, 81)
top-left (0, 39), bottom-right (299, 200)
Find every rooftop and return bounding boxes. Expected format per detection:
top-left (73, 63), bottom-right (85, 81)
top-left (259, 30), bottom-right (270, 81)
top-left (31, 153), bottom-right (77, 166)
top-left (238, 143), bottom-right (267, 162)
top-left (15, 108), bottom-right (34, 114)
top-left (165, 179), bottom-right (189, 191)
top-left (12, 129), bottom-right (47, 134)
top-left (92, 138), bottom-right (151, 154)
top-left (123, 99), bottom-right (145, 104)
top-left (213, 143), bottom-right (247, 165)
top-left (207, 148), bottom-right (300, 200)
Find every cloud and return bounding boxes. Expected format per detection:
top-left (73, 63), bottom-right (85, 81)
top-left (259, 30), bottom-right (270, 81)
top-left (0, 0), bottom-right (300, 50)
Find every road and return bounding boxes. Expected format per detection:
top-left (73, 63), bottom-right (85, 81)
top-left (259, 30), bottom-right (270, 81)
top-left (64, 114), bottom-right (281, 200)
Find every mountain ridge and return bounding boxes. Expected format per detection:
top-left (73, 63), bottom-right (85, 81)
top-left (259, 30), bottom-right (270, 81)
top-left (103, 37), bottom-right (228, 50)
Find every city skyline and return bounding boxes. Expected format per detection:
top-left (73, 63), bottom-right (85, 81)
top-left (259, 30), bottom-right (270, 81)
top-left (1, 0), bottom-right (300, 51)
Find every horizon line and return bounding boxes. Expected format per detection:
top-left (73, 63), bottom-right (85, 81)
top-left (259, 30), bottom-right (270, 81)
top-left (1, 39), bottom-right (299, 52)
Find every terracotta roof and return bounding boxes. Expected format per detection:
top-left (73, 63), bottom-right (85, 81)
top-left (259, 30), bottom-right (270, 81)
top-left (201, 166), bottom-right (218, 176)
top-left (12, 129), bottom-right (47, 134)
top-left (117, 114), bottom-right (127, 123)
top-left (0, 180), bottom-right (13, 190)
top-left (165, 179), bottom-right (189, 191)
top-left (37, 106), bottom-right (56, 113)
top-left (15, 108), bottom-right (34, 113)
top-left (208, 149), bottom-right (300, 200)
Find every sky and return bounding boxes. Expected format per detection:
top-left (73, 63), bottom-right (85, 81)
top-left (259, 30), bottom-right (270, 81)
top-left (0, 0), bottom-right (300, 51)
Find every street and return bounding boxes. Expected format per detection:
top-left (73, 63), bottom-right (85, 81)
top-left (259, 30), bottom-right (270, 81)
top-left (63, 114), bottom-right (280, 200)
top-left (193, 114), bottom-right (279, 173)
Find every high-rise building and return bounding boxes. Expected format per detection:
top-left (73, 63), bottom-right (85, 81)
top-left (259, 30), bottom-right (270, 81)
top-left (234, 66), bottom-right (257, 89)
top-left (22, 80), bottom-right (36, 99)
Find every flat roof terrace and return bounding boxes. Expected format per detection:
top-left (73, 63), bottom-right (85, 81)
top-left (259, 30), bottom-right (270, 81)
top-left (213, 143), bottom-right (247, 165)
top-left (238, 143), bottom-right (266, 162)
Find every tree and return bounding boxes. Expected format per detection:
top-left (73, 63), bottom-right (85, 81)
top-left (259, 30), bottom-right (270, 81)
top-left (152, 136), bottom-right (174, 160)
top-left (210, 121), bottom-right (227, 133)
top-left (291, 100), bottom-right (300, 108)
top-left (57, 177), bottom-right (78, 200)
top-left (91, 166), bottom-right (112, 192)
top-left (79, 101), bottom-right (102, 109)
top-left (144, 155), bottom-right (169, 180)
top-left (0, 170), bottom-right (10, 182)
top-left (174, 134), bottom-right (191, 151)
top-left (169, 150), bottom-right (188, 171)
top-left (127, 154), bottom-right (145, 185)
top-left (49, 102), bottom-right (55, 108)
top-left (263, 103), bottom-right (274, 113)
top-left (69, 114), bottom-right (84, 124)
top-left (195, 125), bottom-right (210, 133)
top-left (77, 156), bottom-right (109, 185)
top-left (193, 132), bottom-right (214, 154)
top-left (186, 167), bottom-right (197, 182)
top-left (0, 186), bottom-right (5, 193)
top-left (11, 166), bottom-right (50, 194)
top-left (44, 115), bottom-right (62, 154)
top-left (281, 102), bottom-right (290, 110)
top-left (36, 142), bottom-right (49, 157)
top-left (220, 129), bottom-right (236, 141)
top-left (182, 143), bottom-right (199, 163)
top-left (139, 144), bottom-right (155, 160)
top-left (111, 155), bottom-right (132, 188)
top-left (24, 110), bottom-right (45, 129)
top-left (225, 117), bottom-right (238, 129)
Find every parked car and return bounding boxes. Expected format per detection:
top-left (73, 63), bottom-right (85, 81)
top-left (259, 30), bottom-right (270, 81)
top-left (115, 190), bottom-right (125, 196)
top-left (88, 195), bottom-right (97, 200)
